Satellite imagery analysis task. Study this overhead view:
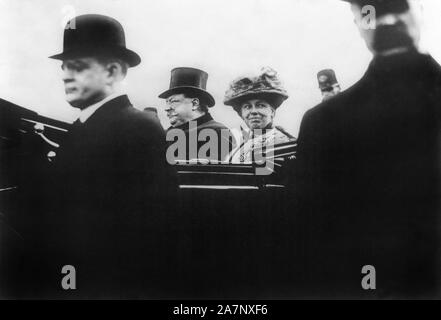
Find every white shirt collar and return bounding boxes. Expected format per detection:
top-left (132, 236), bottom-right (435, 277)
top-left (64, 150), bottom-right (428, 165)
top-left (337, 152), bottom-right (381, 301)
top-left (78, 92), bottom-right (125, 123)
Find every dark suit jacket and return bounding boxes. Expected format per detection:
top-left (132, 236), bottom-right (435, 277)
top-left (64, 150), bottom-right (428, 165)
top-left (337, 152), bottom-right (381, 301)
top-left (166, 113), bottom-right (233, 162)
top-left (37, 95), bottom-right (178, 298)
top-left (0, 216), bottom-right (24, 299)
top-left (295, 50), bottom-right (441, 298)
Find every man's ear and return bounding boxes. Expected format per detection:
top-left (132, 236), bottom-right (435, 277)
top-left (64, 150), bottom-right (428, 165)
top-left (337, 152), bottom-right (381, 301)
top-left (191, 98), bottom-right (200, 110)
top-left (106, 61), bottom-right (123, 80)
top-left (270, 107), bottom-right (276, 118)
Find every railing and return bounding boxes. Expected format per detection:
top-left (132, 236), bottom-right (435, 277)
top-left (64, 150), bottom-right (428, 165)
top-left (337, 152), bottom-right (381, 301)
top-left (174, 141), bottom-right (296, 190)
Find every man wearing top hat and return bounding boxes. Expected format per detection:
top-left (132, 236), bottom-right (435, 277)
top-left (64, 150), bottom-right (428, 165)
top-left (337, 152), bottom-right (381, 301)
top-left (295, 0), bottom-right (441, 298)
top-left (160, 67), bottom-right (233, 162)
top-left (317, 69), bottom-right (341, 102)
top-left (26, 14), bottom-right (178, 298)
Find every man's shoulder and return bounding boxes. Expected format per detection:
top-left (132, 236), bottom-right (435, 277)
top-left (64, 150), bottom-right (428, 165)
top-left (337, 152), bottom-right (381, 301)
top-left (410, 52), bottom-right (441, 76)
top-left (304, 85), bottom-right (359, 122)
top-left (299, 79), bottom-right (369, 140)
top-left (117, 105), bottom-right (165, 137)
top-left (97, 95), bottom-right (161, 127)
top-left (121, 105), bottom-right (157, 122)
top-left (424, 54), bottom-right (441, 85)
top-left (199, 119), bottom-right (229, 132)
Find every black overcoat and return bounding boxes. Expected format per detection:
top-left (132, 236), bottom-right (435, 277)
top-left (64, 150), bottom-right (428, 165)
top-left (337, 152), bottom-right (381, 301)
top-left (38, 95), bottom-right (178, 298)
top-left (295, 50), bottom-right (441, 298)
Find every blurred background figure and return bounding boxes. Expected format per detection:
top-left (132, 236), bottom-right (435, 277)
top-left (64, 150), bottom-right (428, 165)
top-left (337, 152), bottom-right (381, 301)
top-left (317, 69), bottom-right (341, 101)
top-left (296, 0), bottom-right (441, 298)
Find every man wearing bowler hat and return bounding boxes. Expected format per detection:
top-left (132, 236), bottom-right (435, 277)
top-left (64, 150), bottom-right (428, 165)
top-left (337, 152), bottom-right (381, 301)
top-left (317, 69), bottom-right (341, 102)
top-left (160, 67), bottom-right (233, 162)
top-left (295, 0), bottom-right (441, 298)
top-left (28, 14), bottom-right (178, 298)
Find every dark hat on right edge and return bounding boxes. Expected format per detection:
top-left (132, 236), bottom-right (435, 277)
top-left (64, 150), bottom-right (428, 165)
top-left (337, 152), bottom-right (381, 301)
top-left (341, 0), bottom-right (405, 3)
top-left (159, 67), bottom-right (215, 108)
top-left (340, 0), bottom-right (410, 14)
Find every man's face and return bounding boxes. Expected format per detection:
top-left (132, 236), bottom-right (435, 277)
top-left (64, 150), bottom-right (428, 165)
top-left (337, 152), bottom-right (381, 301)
top-left (352, 0), bottom-right (422, 55)
top-left (165, 93), bottom-right (196, 127)
top-left (321, 86), bottom-right (341, 102)
top-left (61, 57), bottom-right (109, 109)
top-left (240, 99), bottom-right (275, 130)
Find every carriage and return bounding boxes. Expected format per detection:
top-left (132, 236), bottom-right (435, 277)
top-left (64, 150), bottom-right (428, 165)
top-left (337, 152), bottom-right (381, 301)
top-left (0, 98), bottom-right (297, 298)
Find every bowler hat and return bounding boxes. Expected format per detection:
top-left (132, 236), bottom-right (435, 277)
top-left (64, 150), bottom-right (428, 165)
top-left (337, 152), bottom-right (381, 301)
top-left (158, 67), bottom-right (215, 108)
top-left (49, 14), bottom-right (141, 67)
top-left (317, 69), bottom-right (339, 91)
top-left (224, 67), bottom-right (289, 109)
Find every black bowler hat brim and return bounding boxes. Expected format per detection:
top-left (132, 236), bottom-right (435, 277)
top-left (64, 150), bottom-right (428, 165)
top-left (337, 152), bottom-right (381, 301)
top-left (49, 45), bottom-right (141, 67)
top-left (159, 86), bottom-right (215, 108)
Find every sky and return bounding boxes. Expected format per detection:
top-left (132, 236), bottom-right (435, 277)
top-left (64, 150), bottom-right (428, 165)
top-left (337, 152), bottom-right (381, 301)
top-left (1, 0), bottom-right (441, 136)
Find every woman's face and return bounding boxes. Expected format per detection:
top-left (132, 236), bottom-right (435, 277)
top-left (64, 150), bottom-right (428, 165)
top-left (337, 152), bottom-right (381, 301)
top-left (240, 99), bottom-right (275, 130)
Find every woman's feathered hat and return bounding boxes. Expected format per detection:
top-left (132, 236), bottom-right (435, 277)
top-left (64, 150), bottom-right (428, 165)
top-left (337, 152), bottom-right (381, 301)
top-left (224, 67), bottom-right (289, 109)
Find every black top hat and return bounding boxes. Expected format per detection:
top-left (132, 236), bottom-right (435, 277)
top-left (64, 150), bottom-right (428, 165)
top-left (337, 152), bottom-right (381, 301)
top-left (49, 14), bottom-right (141, 67)
top-left (317, 69), bottom-right (339, 91)
top-left (158, 67), bottom-right (215, 108)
